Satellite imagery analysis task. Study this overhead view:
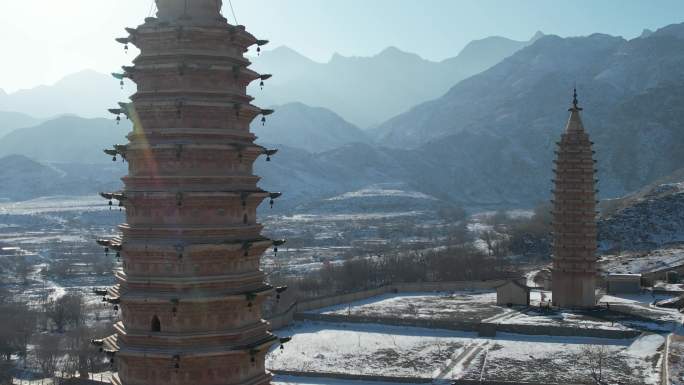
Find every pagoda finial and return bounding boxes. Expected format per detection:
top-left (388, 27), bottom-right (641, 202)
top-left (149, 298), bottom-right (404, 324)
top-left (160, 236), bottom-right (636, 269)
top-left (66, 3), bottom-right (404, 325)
top-left (569, 86), bottom-right (583, 112)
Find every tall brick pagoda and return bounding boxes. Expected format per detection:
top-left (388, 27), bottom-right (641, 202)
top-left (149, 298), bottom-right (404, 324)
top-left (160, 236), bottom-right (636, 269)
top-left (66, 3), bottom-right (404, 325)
top-left (551, 90), bottom-right (598, 308)
top-left (94, 1), bottom-right (285, 384)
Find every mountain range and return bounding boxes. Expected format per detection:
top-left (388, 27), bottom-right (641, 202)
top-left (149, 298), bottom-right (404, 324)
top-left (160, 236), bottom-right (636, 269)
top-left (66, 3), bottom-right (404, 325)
top-left (3, 23), bottom-right (684, 211)
top-left (0, 33), bottom-right (540, 129)
top-left (0, 116), bottom-right (130, 164)
top-left (366, 22), bottom-right (684, 205)
top-left (0, 70), bottom-right (135, 120)
top-left (249, 33), bottom-right (542, 127)
top-left (0, 111), bottom-right (42, 139)
top-left (0, 155), bottom-right (124, 201)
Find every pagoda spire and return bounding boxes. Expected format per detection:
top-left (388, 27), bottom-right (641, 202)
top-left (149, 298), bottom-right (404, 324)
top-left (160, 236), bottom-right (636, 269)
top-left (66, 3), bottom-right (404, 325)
top-left (565, 88), bottom-right (586, 133)
top-left (570, 87), bottom-right (582, 111)
top-left (155, 0), bottom-right (225, 24)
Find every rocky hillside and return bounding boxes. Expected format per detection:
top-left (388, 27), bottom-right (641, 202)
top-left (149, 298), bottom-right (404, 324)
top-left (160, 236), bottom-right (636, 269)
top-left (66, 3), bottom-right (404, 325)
top-left (599, 177), bottom-right (684, 252)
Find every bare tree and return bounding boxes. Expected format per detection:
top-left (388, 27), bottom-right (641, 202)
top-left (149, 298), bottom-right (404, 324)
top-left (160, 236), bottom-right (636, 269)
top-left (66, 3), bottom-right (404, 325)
top-left (48, 259), bottom-right (76, 280)
top-left (0, 301), bottom-right (36, 364)
top-left (14, 257), bottom-right (32, 286)
top-left (47, 293), bottom-right (85, 332)
top-left (0, 359), bottom-right (12, 385)
top-left (579, 345), bottom-right (609, 384)
top-left (34, 334), bottom-right (62, 378)
top-left (482, 230), bottom-right (497, 257)
top-left (64, 325), bottom-right (103, 378)
top-left (447, 222), bottom-right (472, 246)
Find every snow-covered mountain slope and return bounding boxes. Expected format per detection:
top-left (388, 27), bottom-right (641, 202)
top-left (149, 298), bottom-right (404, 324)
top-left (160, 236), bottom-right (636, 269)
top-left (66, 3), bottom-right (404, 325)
top-left (599, 180), bottom-right (684, 252)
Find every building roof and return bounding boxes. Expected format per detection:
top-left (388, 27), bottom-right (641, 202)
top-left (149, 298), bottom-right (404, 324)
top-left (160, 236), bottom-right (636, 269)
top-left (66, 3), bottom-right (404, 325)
top-left (607, 273), bottom-right (643, 280)
top-left (495, 279), bottom-right (531, 291)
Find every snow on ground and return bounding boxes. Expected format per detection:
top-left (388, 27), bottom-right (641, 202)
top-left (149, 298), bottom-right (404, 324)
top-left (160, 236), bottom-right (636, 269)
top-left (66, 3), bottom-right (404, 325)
top-left (273, 375), bottom-right (426, 385)
top-left (599, 292), bottom-right (676, 304)
top-left (654, 282), bottom-right (684, 292)
top-left (309, 290), bottom-right (680, 332)
top-left (600, 247), bottom-right (684, 275)
top-left (502, 293), bottom-right (680, 332)
top-left (268, 322), bottom-right (465, 379)
top-left (529, 289), bottom-right (552, 305)
top-left (0, 195), bottom-right (106, 215)
top-left (598, 293), bottom-right (682, 330)
top-left (13, 371), bottom-right (115, 385)
top-left (525, 270), bottom-right (541, 288)
top-left (499, 308), bottom-right (635, 331)
top-left (327, 188), bottom-right (437, 201)
top-left (628, 334), bottom-right (666, 358)
top-left (269, 322), bottom-right (661, 384)
top-left (311, 291), bottom-right (509, 322)
top-left (272, 212), bottom-right (425, 223)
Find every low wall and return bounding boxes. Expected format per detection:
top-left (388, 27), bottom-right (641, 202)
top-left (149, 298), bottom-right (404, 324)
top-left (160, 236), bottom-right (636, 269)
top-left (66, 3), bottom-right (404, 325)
top-left (489, 322), bottom-right (641, 339)
top-left (295, 286), bottom-right (389, 313)
top-left (296, 313), bottom-right (481, 332)
top-left (295, 313), bottom-right (640, 339)
top-left (269, 302), bottom-right (297, 330)
top-left (272, 370), bottom-right (433, 383)
top-left (272, 369), bottom-right (584, 385)
top-left (267, 280), bottom-right (640, 339)
top-left (292, 280), bottom-right (506, 314)
top-left (393, 280), bottom-right (506, 293)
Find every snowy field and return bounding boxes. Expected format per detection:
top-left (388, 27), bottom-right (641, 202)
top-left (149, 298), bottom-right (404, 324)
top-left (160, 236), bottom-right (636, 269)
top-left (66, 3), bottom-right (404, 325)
top-left (326, 187), bottom-right (437, 201)
top-left (311, 291), bottom-right (509, 322)
top-left (273, 376), bottom-right (426, 385)
top-left (0, 195), bottom-right (107, 215)
top-left (268, 322), bottom-right (664, 384)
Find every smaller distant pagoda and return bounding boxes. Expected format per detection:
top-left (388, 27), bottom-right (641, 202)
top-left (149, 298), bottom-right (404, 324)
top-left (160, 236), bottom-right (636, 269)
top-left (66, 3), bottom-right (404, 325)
top-left (551, 90), bottom-right (598, 308)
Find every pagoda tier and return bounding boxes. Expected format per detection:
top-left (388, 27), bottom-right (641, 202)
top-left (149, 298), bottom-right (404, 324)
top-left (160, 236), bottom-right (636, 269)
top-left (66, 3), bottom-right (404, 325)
top-left (550, 91), bottom-right (598, 308)
top-left (99, 1), bottom-right (281, 385)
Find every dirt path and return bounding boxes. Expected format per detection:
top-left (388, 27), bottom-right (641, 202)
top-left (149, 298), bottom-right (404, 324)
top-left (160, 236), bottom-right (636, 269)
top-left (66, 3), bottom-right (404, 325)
top-left (434, 340), bottom-right (489, 380)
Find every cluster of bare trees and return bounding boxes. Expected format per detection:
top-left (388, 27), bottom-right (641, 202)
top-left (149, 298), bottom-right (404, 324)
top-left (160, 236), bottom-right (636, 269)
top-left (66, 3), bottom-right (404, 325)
top-left (268, 205), bottom-right (552, 302)
top-left (478, 204), bottom-right (552, 261)
top-left (0, 296), bottom-right (35, 383)
top-left (277, 242), bottom-right (520, 300)
top-left (506, 204), bottom-right (553, 259)
top-left (0, 290), bottom-right (111, 384)
top-left (31, 324), bottom-right (112, 382)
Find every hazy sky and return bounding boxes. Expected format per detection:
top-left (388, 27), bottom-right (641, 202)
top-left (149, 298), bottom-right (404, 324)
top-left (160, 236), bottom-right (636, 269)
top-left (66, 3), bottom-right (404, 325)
top-left (1, 0), bottom-right (683, 93)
